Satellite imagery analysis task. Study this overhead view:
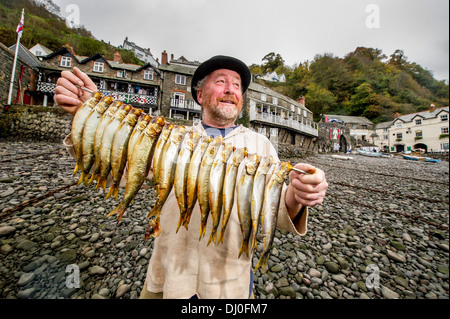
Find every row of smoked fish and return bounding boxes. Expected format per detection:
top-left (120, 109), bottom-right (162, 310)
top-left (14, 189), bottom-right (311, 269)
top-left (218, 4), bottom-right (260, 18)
top-left (71, 92), bottom-right (294, 272)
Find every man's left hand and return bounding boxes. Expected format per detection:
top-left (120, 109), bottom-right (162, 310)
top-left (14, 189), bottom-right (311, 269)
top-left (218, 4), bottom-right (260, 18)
top-left (285, 163), bottom-right (328, 218)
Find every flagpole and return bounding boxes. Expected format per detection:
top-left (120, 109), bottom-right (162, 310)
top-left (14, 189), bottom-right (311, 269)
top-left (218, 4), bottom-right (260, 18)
top-left (7, 8), bottom-right (24, 106)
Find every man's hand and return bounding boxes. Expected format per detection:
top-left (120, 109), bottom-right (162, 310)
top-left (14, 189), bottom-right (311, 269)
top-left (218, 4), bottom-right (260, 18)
top-left (285, 163), bottom-right (328, 219)
top-left (54, 67), bottom-right (97, 115)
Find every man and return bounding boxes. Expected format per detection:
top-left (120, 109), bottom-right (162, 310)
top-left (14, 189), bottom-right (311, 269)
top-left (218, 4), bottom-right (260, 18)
top-left (54, 55), bottom-right (328, 299)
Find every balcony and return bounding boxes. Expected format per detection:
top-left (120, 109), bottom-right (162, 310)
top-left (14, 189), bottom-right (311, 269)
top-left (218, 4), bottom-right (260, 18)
top-left (98, 89), bottom-right (157, 108)
top-left (37, 82), bottom-right (57, 93)
top-left (169, 98), bottom-right (202, 121)
top-left (170, 98), bottom-right (201, 111)
top-left (251, 110), bottom-right (318, 136)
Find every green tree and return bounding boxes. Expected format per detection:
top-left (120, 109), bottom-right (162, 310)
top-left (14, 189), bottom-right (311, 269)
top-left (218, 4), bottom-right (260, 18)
top-left (305, 83), bottom-right (337, 121)
top-left (261, 52), bottom-right (285, 73)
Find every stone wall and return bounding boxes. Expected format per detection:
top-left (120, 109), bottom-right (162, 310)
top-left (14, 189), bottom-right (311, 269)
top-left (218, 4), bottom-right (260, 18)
top-left (0, 105), bottom-right (72, 143)
top-left (0, 42), bottom-right (38, 105)
top-left (317, 122), bottom-right (355, 153)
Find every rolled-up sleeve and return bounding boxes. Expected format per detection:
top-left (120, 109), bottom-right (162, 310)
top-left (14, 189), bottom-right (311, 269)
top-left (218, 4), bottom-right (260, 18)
top-left (276, 183), bottom-right (309, 236)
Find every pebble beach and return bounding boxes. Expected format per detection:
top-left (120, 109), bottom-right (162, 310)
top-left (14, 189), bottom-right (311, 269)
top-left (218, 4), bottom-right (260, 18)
top-left (0, 139), bottom-right (448, 299)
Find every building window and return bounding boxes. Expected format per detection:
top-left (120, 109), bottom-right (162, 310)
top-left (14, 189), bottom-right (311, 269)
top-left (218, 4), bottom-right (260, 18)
top-left (261, 94), bottom-right (267, 102)
top-left (441, 142), bottom-right (449, 151)
top-left (35, 50), bottom-right (42, 56)
top-left (172, 92), bottom-right (185, 107)
top-left (441, 114), bottom-right (448, 121)
top-left (272, 97), bottom-right (278, 105)
top-left (442, 127), bottom-right (449, 134)
top-left (415, 130), bottom-right (422, 138)
top-left (175, 74), bottom-right (186, 85)
top-left (144, 69), bottom-right (153, 80)
top-left (383, 135), bottom-right (388, 140)
top-left (397, 133), bottom-right (403, 139)
top-left (61, 56), bottom-right (72, 67)
top-left (93, 62), bottom-right (104, 73)
top-left (117, 70), bottom-right (127, 78)
top-left (395, 121), bottom-right (402, 128)
top-left (415, 119), bottom-right (422, 125)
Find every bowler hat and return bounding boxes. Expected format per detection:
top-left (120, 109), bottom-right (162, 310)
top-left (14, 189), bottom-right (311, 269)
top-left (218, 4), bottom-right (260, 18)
top-left (191, 55), bottom-right (251, 105)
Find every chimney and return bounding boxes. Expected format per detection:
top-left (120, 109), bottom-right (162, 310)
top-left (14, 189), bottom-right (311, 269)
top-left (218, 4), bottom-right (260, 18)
top-left (161, 50), bottom-right (168, 65)
top-left (297, 96), bottom-right (306, 106)
top-left (394, 112), bottom-right (401, 118)
top-left (171, 54), bottom-right (174, 61)
top-left (429, 104), bottom-right (436, 113)
top-left (113, 50), bottom-right (122, 63)
top-left (64, 43), bottom-right (76, 55)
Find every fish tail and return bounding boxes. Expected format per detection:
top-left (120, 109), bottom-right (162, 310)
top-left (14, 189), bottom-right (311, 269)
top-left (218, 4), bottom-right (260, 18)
top-left (83, 173), bottom-right (91, 186)
top-left (251, 233), bottom-right (257, 252)
top-left (217, 229), bottom-right (225, 245)
top-left (198, 223), bottom-right (206, 241)
top-left (107, 202), bottom-right (125, 219)
top-left (207, 229), bottom-right (217, 247)
top-left (254, 252), bottom-right (269, 274)
top-left (176, 215), bottom-right (184, 233)
top-left (182, 207), bottom-right (193, 230)
top-left (87, 173), bottom-right (97, 186)
top-left (146, 203), bottom-right (161, 219)
top-left (77, 171), bottom-right (86, 186)
top-left (144, 217), bottom-right (161, 240)
top-left (238, 240), bottom-right (249, 259)
top-left (105, 183), bottom-right (119, 200)
top-left (73, 163), bottom-right (79, 176)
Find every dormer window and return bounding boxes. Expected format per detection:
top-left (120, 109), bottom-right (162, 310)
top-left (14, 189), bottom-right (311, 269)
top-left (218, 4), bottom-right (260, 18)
top-left (61, 56), bottom-right (72, 67)
top-left (117, 70), bottom-right (127, 78)
top-left (93, 62), bottom-right (104, 73)
top-left (144, 69), bottom-right (153, 80)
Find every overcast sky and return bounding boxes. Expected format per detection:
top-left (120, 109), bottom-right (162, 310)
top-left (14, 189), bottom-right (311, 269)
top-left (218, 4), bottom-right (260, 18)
top-left (49, 0), bottom-right (449, 82)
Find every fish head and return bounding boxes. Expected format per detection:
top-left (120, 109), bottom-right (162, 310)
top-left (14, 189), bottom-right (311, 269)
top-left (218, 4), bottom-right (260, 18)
top-left (91, 92), bottom-right (103, 101)
top-left (259, 155), bottom-right (274, 173)
top-left (172, 126), bottom-right (186, 144)
top-left (106, 101), bottom-right (123, 116)
top-left (137, 114), bottom-right (152, 130)
top-left (116, 104), bottom-right (133, 120)
top-left (246, 154), bottom-right (260, 175)
top-left (274, 162), bottom-right (293, 183)
top-left (233, 147), bottom-right (248, 165)
top-left (222, 143), bottom-right (234, 162)
top-left (95, 96), bottom-right (114, 113)
top-left (147, 116), bottom-right (166, 136)
top-left (126, 108), bottom-right (144, 125)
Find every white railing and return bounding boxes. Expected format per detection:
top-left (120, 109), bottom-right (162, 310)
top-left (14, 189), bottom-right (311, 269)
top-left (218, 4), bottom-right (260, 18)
top-left (170, 99), bottom-right (202, 111)
top-left (252, 111), bottom-right (318, 136)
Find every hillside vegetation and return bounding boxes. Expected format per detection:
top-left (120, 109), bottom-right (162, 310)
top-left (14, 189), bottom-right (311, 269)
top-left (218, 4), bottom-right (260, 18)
top-left (0, 0), bottom-right (143, 65)
top-left (251, 50), bottom-right (449, 123)
top-left (1, 0), bottom-right (448, 123)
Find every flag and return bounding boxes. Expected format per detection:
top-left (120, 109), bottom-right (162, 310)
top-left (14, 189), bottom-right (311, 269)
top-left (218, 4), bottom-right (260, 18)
top-left (16, 9), bottom-right (24, 38)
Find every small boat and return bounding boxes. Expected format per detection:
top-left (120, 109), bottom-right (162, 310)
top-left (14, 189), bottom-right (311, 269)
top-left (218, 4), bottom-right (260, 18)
top-left (331, 155), bottom-right (354, 160)
top-left (356, 149), bottom-right (382, 157)
top-left (402, 154), bottom-right (426, 161)
top-left (402, 154), bottom-right (441, 162)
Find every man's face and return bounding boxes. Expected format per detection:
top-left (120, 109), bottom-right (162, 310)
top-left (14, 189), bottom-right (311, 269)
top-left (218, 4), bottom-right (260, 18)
top-left (197, 69), bottom-right (244, 125)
